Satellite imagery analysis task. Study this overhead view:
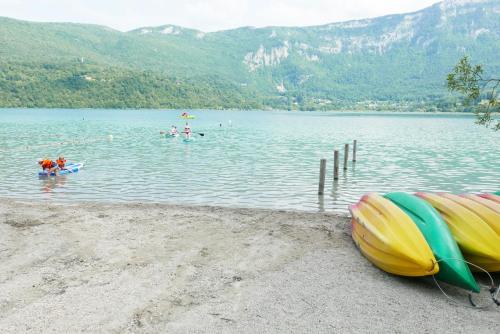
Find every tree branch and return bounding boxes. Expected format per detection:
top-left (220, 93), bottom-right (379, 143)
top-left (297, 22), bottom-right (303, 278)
top-left (447, 56), bottom-right (499, 131)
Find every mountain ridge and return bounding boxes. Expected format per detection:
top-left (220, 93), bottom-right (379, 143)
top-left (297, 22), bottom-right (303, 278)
top-left (128, 0), bottom-right (494, 34)
top-left (0, 0), bottom-right (499, 110)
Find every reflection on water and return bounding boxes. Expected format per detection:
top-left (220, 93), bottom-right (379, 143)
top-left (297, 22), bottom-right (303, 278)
top-left (318, 195), bottom-right (325, 212)
top-left (40, 175), bottom-right (67, 193)
top-left (0, 109), bottom-right (499, 214)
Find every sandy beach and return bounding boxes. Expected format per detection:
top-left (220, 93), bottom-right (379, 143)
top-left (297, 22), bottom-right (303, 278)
top-left (0, 200), bottom-right (499, 333)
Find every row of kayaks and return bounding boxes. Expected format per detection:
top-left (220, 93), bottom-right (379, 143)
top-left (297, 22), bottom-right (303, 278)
top-left (349, 192), bottom-right (500, 293)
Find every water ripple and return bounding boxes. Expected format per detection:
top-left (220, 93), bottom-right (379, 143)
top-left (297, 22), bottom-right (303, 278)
top-left (0, 109), bottom-right (499, 214)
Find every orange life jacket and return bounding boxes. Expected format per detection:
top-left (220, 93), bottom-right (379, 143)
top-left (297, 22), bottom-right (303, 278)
top-left (56, 158), bottom-right (66, 168)
top-left (41, 159), bottom-right (54, 169)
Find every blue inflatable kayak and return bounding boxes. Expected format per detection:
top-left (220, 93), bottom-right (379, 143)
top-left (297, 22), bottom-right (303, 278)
top-left (38, 162), bottom-right (84, 177)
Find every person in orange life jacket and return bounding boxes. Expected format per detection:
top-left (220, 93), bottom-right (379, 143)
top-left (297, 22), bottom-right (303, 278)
top-left (38, 158), bottom-right (59, 175)
top-left (56, 155), bottom-right (67, 170)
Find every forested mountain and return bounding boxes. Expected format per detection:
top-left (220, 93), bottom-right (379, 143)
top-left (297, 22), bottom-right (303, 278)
top-left (0, 0), bottom-right (499, 109)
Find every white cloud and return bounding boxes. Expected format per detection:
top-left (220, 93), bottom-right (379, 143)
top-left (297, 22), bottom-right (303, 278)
top-left (0, 0), bottom-right (442, 32)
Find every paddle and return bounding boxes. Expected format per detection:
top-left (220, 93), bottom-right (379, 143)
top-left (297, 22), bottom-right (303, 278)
top-left (183, 131), bottom-right (204, 136)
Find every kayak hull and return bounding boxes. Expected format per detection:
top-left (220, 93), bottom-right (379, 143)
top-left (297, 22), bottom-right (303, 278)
top-left (385, 192), bottom-right (479, 292)
top-left (349, 193), bottom-right (438, 277)
top-left (461, 194), bottom-right (500, 214)
top-left (416, 192), bottom-right (500, 272)
top-left (39, 162), bottom-right (84, 177)
top-left (478, 193), bottom-right (500, 204)
top-left (442, 193), bottom-right (500, 236)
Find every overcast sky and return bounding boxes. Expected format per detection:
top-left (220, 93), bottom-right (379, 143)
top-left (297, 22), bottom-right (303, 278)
top-left (0, 0), bottom-right (442, 32)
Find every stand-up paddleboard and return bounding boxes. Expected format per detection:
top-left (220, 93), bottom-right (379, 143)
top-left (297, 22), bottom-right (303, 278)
top-left (183, 137), bottom-right (195, 143)
top-left (166, 133), bottom-right (179, 138)
top-left (38, 162), bottom-right (84, 177)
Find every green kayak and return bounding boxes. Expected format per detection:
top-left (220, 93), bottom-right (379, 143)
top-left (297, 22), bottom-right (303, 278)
top-left (385, 192), bottom-right (479, 292)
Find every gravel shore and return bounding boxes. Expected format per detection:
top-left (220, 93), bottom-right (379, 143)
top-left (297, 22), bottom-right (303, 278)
top-left (0, 200), bottom-right (499, 333)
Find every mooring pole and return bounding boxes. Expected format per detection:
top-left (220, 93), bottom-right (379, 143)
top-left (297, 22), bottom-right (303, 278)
top-left (353, 140), bottom-right (357, 162)
top-left (343, 144), bottom-right (349, 170)
top-left (333, 150), bottom-right (339, 180)
top-left (318, 159), bottom-right (327, 195)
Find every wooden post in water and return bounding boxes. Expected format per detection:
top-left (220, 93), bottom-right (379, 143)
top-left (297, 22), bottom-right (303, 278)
top-left (343, 144), bottom-right (349, 170)
top-left (353, 140), bottom-right (357, 162)
top-left (333, 150), bottom-right (339, 180)
top-left (318, 159), bottom-right (327, 195)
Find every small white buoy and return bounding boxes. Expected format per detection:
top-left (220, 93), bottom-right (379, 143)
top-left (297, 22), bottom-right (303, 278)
top-left (108, 135), bottom-right (114, 141)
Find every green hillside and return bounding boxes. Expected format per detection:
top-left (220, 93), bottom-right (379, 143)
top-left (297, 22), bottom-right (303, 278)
top-left (0, 0), bottom-right (499, 110)
top-left (0, 62), bottom-right (262, 109)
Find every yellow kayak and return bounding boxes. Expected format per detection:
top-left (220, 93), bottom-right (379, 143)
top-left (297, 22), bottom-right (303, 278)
top-left (416, 193), bottom-right (500, 272)
top-left (462, 194), bottom-right (500, 213)
top-left (349, 193), bottom-right (438, 277)
top-left (440, 193), bottom-right (500, 236)
top-left (479, 193), bottom-right (500, 204)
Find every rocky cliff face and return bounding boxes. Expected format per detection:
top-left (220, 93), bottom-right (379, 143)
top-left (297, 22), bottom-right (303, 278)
top-left (236, 0), bottom-right (499, 73)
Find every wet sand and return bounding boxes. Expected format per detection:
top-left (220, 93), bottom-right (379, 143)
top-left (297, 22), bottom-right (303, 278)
top-left (0, 200), bottom-right (499, 333)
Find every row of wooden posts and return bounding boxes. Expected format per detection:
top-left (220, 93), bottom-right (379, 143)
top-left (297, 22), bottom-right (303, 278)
top-left (318, 140), bottom-right (357, 195)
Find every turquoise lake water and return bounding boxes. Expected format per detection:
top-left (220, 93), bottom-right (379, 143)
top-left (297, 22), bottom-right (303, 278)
top-left (0, 109), bottom-right (499, 213)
